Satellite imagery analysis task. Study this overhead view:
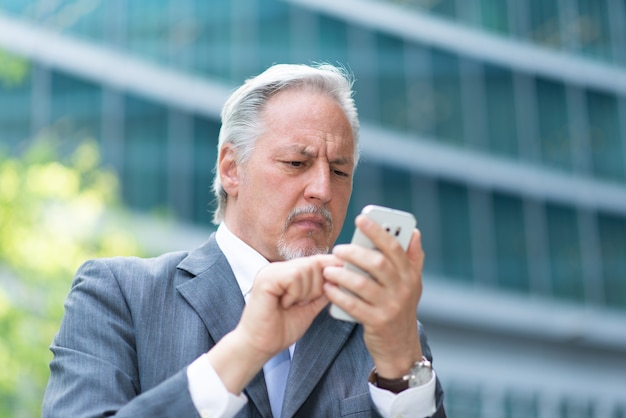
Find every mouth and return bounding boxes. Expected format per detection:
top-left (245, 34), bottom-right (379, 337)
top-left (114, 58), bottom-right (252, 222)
top-left (284, 206), bottom-right (333, 235)
top-left (291, 215), bottom-right (328, 231)
top-left (278, 206), bottom-right (335, 259)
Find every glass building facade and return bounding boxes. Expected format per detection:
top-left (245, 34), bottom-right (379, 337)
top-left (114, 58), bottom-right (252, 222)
top-left (1, 0), bottom-right (625, 416)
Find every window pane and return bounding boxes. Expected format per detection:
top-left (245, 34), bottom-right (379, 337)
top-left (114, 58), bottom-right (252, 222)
top-left (381, 166), bottom-right (411, 212)
top-left (430, 48), bottom-right (464, 146)
top-left (598, 212), bottom-right (626, 309)
top-left (504, 390), bottom-right (539, 418)
top-left (480, 0), bottom-right (509, 34)
top-left (546, 204), bottom-right (584, 302)
top-left (317, 14), bottom-right (348, 66)
top-left (587, 90), bottom-right (624, 182)
top-left (258, 0), bottom-right (290, 70)
top-left (192, 116), bottom-right (220, 226)
top-left (536, 78), bottom-right (572, 171)
top-left (438, 180), bottom-right (473, 280)
top-left (0, 66), bottom-right (32, 147)
top-left (493, 193), bottom-right (529, 292)
top-left (527, 0), bottom-right (561, 48)
top-left (194, 1), bottom-right (232, 80)
top-left (558, 397), bottom-right (595, 418)
top-left (377, 34), bottom-right (407, 132)
top-left (123, 96), bottom-right (167, 211)
top-left (349, 27), bottom-right (378, 124)
top-left (66, 0), bottom-right (105, 42)
top-left (50, 72), bottom-right (101, 143)
top-left (484, 64), bottom-right (518, 158)
top-left (445, 382), bottom-right (482, 418)
top-left (429, 0), bottom-right (457, 19)
top-left (126, 1), bottom-right (168, 63)
top-left (577, 0), bottom-right (612, 61)
top-left (411, 175), bottom-right (441, 276)
top-left (406, 44), bottom-right (435, 137)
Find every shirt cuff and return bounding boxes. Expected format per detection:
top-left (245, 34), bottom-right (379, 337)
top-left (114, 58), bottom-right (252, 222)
top-left (187, 353), bottom-right (248, 418)
top-left (369, 369), bottom-right (438, 418)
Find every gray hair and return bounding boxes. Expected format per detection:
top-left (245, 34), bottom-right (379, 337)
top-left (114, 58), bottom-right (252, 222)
top-left (211, 63), bottom-right (360, 224)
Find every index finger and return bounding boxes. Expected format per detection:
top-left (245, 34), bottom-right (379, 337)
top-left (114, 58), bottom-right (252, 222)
top-left (279, 254), bottom-right (343, 308)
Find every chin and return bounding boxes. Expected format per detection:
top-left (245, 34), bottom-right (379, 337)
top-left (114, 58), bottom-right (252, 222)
top-left (277, 240), bottom-right (329, 260)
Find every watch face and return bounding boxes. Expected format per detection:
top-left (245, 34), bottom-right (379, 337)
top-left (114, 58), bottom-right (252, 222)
top-left (409, 360), bottom-right (433, 387)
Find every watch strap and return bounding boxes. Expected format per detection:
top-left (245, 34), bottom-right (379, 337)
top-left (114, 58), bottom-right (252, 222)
top-left (368, 356), bottom-right (432, 394)
top-left (368, 368), bottom-right (409, 393)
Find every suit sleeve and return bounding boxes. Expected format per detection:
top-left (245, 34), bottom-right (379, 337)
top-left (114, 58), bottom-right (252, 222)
top-left (42, 259), bottom-right (200, 418)
top-left (419, 322), bottom-right (447, 418)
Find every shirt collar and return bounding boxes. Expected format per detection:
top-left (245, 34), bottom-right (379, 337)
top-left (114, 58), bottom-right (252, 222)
top-left (215, 222), bottom-right (269, 300)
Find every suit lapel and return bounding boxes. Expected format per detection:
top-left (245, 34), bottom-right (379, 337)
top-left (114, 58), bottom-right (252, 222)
top-left (176, 236), bottom-right (273, 418)
top-left (282, 308), bottom-right (356, 418)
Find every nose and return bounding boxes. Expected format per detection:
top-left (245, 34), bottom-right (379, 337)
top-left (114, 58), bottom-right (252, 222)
top-left (305, 164), bottom-right (332, 204)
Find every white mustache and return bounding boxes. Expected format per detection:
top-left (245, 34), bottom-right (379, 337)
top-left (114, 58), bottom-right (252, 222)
top-left (285, 205), bottom-right (333, 231)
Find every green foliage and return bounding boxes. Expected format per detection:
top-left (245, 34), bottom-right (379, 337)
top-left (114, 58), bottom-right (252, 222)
top-left (0, 49), bottom-right (30, 88)
top-left (0, 133), bottom-right (140, 417)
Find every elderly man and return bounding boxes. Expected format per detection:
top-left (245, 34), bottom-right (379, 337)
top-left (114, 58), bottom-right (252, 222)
top-left (43, 63), bottom-right (446, 417)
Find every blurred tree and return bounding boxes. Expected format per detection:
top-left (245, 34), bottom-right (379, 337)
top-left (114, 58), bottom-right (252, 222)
top-left (0, 132), bottom-right (141, 417)
top-left (0, 49), bottom-right (29, 87)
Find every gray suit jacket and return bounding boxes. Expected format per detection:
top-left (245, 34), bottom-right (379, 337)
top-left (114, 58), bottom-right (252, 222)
top-left (43, 235), bottom-right (446, 417)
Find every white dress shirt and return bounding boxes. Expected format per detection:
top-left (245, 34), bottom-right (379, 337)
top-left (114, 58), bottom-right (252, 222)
top-left (187, 223), bottom-right (437, 417)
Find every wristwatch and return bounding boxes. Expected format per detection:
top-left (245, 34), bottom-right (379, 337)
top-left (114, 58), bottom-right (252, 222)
top-left (369, 356), bottom-right (433, 393)
top-left (405, 356), bottom-right (433, 387)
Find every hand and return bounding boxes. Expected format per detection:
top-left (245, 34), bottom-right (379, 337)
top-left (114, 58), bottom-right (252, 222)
top-left (208, 254), bottom-right (341, 393)
top-left (323, 214), bottom-right (424, 378)
top-left (238, 254), bottom-right (341, 356)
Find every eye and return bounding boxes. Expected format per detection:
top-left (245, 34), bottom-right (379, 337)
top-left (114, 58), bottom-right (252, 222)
top-left (286, 161), bottom-right (304, 168)
top-left (333, 169), bottom-right (349, 177)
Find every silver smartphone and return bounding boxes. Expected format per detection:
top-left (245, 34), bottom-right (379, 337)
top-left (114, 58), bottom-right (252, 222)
top-left (329, 205), bottom-right (417, 322)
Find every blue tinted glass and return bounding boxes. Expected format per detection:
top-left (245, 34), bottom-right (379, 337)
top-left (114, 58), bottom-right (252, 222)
top-left (445, 382), bottom-right (482, 418)
top-left (126, 1), bottom-right (170, 64)
top-left (577, 0), bottom-right (612, 61)
top-left (65, 0), bottom-right (105, 42)
top-left (429, 0), bottom-right (457, 19)
top-left (484, 64), bottom-right (518, 158)
top-left (536, 77), bottom-right (572, 170)
top-left (546, 203), bottom-right (584, 302)
top-left (504, 391), bottom-right (539, 418)
top-left (430, 48), bottom-right (464, 145)
top-left (194, 0), bottom-right (232, 80)
top-left (598, 212), bottom-right (626, 308)
top-left (257, 0), bottom-right (291, 71)
top-left (316, 14), bottom-right (348, 65)
top-left (50, 72), bottom-right (101, 141)
top-left (439, 180), bottom-right (473, 280)
top-left (493, 192), bottom-right (529, 292)
top-left (192, 115), bottom-right (220, 226)
top-left (381, 166), bottom-right (411, 212)
top-left (587, 90), bottom-right (624, 182)
top-left (527, 0), bottom-right (561, 48)
top-left (123, 95), bottom-right (167, 211)
top-left (480, 0), bottom-right (509, 33)
top-left (377, 34), bottom-right (407, 131)
top-left (0, 60), bottom-right (32, 147)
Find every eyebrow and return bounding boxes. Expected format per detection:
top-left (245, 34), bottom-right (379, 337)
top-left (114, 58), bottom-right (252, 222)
top-left (283, 145), bottom-right (354, 166)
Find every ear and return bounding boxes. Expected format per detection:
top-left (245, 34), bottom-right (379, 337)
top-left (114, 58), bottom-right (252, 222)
top-left (218, 145), bottom-right (241, 197)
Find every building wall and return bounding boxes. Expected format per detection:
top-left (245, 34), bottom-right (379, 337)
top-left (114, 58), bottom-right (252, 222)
top-left (1, 1), bottom-right (625, 416)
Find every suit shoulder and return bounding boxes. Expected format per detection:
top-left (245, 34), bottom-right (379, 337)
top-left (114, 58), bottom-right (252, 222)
top-left (75, 250), bottom-right (191, 289)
